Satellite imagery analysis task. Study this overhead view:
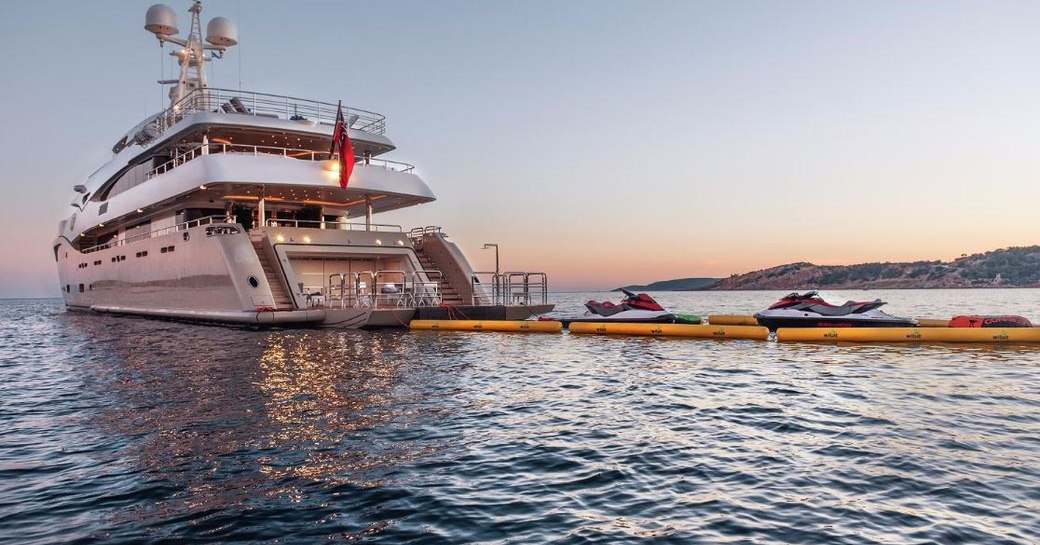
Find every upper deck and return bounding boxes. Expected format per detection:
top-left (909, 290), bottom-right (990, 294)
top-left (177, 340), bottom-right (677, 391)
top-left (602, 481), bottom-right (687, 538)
top-left (114, 87), bottom-right (389, 154)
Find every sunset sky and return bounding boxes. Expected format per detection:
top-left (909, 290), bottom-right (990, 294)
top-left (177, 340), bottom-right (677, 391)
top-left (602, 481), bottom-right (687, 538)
top-left (2, 0), bottom-right (1039, 296)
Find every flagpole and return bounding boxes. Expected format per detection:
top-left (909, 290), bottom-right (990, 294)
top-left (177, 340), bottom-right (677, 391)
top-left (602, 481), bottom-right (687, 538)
top-left (329, 100), bottom-right (342, 158)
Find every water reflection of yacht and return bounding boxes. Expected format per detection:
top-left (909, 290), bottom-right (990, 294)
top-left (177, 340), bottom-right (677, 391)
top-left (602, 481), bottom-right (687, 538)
top-left (54, 2), bottom-right (552, 328)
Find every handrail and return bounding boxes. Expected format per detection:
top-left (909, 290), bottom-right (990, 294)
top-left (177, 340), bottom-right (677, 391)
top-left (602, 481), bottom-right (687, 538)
top-left (81, 215), bottom-right (228, 254)
top-left (158, 87), bottom-right (386, 136)
top-left (322, 269), bottom-right (444, 309)
top-left (145, 142), bottom-right (414, 180)
top-left (470, 271), bottom-right (548, 306)
top-left (265, 219), bottom-right (403, 232)
top-left (408, 226), bottom-right (442, 238)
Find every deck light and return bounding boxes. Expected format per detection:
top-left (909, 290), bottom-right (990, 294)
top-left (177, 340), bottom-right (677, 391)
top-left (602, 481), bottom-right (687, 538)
top-left (199, 185), bottom-right (207, 190)
top-left (375, 239), bottom-right (382, 245)
top-left (137, 208), bottom-right (143, 213)
top-left (303, 236), bottom-right (311, 243)
top-left (276, 234), bottom-right (284, 242)
top-left (396, 240), bottom-right (404, 246)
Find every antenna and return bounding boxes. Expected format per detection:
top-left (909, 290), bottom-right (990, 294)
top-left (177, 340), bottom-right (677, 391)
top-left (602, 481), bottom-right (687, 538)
top-left (145, 2), bottom-right (237, 108)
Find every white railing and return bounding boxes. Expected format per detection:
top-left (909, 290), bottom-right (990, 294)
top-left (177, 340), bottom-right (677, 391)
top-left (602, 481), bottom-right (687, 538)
top-left (81, 215), bottom-right (231, 254)
top-left (265, 219), bottom-right (403, 232)
top-left (145, 142), bottom-right (414, 180)
top-left (471, 271), bottom-right (549, 306)
top-left (158, 87), bottom-right (386, 136)
top-left (318, 270), bottom-right (443, 309)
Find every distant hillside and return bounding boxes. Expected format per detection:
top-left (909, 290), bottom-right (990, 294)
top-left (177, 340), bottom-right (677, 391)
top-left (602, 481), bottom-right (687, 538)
top-left (618, 277), bottom-right (721, 291)
top-left (706, 246), bottom-right (1040, 290)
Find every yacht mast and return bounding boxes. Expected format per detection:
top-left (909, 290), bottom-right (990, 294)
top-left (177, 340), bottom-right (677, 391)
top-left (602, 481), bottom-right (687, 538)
top-left (145, 2), bottom-right (238, 108)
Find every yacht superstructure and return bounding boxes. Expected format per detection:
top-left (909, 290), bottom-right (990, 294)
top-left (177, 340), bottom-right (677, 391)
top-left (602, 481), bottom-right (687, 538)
top-left (54, 2), bottom-right (551, 327)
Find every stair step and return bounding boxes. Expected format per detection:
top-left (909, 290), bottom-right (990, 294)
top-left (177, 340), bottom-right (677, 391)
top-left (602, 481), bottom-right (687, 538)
top-left (252, 239), bottom-right (295, 309)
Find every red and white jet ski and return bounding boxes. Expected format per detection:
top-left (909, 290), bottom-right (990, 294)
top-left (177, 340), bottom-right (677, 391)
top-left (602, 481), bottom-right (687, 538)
top-left (564, 289), bottom-right (699, 325)
top-left (754, 291), bottom-right (918, 330)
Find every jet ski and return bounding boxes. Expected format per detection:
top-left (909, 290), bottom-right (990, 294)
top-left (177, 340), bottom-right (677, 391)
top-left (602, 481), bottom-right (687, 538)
top-left (754, 291), bottom-right (918, 330)
top-left (562, 289), bottom-right (700, 325)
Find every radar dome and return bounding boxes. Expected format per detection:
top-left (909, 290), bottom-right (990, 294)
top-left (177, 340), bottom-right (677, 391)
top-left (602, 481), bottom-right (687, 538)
top-left (145, 4), bottom-right (179, 35)
top-left (206, 17), bottom-right (238, 47)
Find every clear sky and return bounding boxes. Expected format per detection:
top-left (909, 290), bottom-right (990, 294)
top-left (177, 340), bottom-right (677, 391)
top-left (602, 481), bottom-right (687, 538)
top-left (1, 0), bottom-right (1038, 296)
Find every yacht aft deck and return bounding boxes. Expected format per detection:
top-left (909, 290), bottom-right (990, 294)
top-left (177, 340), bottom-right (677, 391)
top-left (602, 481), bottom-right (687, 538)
top-left (257, 223), bottom-right (551, 326)
top-left (68, 216), bottom-right (551, 328)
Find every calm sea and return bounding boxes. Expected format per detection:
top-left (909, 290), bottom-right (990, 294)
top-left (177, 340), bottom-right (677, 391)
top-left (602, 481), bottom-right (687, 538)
top-left (2, 290), bottom-right (1039, 544)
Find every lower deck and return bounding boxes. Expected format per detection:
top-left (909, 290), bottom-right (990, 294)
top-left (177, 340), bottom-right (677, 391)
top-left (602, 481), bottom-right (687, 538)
top-left (55, 218), bottom-right (552, 328)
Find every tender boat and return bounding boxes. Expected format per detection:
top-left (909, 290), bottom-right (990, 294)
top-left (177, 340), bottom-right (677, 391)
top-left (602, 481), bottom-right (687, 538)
top-left (754, 291), bottom-right (917, 330)
top-left (54, 1), bottom-right (552, 327)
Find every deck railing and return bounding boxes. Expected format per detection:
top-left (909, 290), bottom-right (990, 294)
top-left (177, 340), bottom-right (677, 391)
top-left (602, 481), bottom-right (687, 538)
top-left (470, 271), bottom-right (549, 306)
top-left (318, 270), bottom-right (443, 309)
top-left (265, 219), bottom-right (403, 232)
top-left (157, 88), bottom-right (386, 135)
top-left (145, 142), bottom-right (414, 180)
top-left (81, 215), bottom-right (230, 254)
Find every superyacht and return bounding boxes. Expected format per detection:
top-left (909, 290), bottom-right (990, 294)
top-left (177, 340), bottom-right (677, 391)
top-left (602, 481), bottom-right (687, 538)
top-left (54, 2), bottom-right (551, 327)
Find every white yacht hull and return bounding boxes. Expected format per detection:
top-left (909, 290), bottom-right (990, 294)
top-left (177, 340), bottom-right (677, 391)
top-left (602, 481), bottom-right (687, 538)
top-left (55, 222), bottom-right (551, 328)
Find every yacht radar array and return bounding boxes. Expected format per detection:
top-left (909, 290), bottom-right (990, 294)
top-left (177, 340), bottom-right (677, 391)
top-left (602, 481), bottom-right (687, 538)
top-left (145, 2), bottom-right (237, 106)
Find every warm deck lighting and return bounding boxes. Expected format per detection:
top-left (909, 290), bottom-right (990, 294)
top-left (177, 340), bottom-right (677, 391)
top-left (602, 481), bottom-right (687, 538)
top-left (302, 236), bottom-right (311, 243)
top-left (375, 239), bottom-right (382, 245)
top-left (199, 185), bottom-right (207, 190)
top-left (275, 234), bottom-right (285, 242)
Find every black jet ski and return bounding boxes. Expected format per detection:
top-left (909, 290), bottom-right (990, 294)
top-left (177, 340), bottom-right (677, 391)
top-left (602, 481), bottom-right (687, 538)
top-left (561, 289), bottom-right (700, 325)
top-left (754, 291), bottom-right (917, 330)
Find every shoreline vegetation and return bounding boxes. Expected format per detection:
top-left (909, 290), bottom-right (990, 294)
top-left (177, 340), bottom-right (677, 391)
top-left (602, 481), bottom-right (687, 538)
top-left (620, 245), bottom-right (1040, 291)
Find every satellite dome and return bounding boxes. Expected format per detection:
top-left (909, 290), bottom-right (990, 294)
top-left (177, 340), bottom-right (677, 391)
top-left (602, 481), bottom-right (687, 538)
top-left (145, 4), bottom-right (179, 36)
top-left (206, 17), bottom-right (238, 47)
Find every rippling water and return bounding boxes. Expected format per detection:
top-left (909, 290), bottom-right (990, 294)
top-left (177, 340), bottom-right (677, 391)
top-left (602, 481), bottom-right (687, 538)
top-left (2, 290), bottom-right (1039, 544)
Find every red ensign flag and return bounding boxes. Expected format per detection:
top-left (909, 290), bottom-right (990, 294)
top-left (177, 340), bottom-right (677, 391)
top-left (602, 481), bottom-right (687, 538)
top-left (331, 101), bottom-right (355, 189)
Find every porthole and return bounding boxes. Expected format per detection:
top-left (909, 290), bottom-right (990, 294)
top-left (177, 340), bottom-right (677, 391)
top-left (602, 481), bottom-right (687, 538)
top-left (247, 275), bottom-right (260, 288)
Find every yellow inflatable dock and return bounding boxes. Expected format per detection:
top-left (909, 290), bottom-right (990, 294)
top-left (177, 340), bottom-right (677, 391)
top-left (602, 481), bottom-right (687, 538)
top-left (409, 320), bottom-right (563, 333)
top-left (568, 322), bottom-right (769, 340)
top-left (706, 315), bottom-right (759, 326)
top-left (776, 326), bottom-right (1040, 343)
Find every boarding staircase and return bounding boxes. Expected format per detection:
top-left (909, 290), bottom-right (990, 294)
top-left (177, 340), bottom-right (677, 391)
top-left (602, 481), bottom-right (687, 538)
top-left (251, 238), bottom-right (294, 309)
top-left (413, 246), bottom-right (464, 305)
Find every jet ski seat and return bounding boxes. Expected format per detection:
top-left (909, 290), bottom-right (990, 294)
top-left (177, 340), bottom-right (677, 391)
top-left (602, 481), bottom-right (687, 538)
top-left (795, 299), bottom-right (886, 316)
top-left (585, 300), bottom-right (630, 317)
